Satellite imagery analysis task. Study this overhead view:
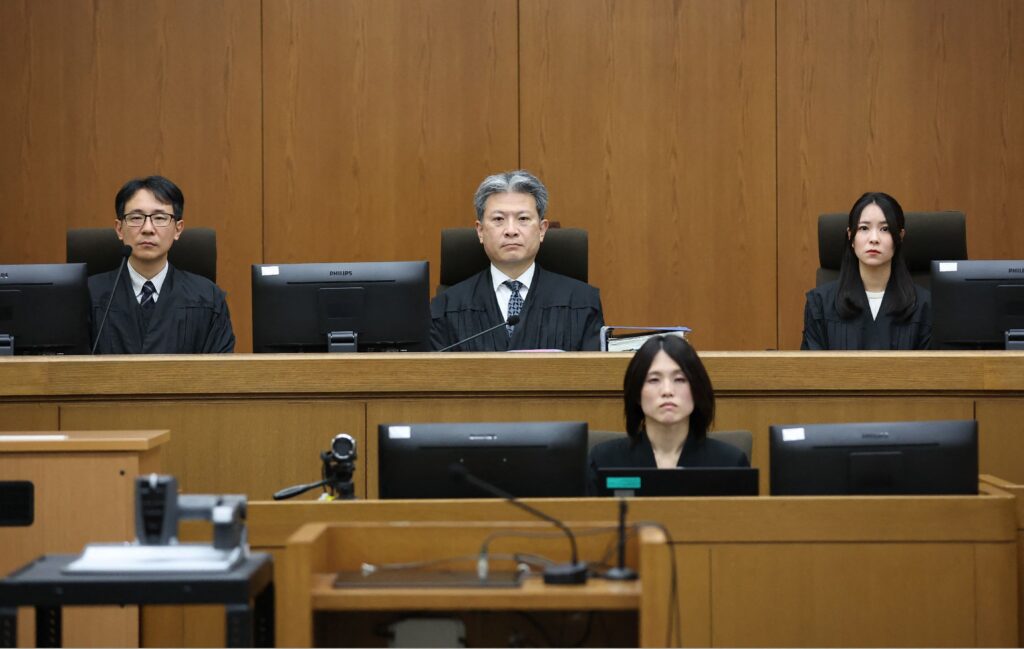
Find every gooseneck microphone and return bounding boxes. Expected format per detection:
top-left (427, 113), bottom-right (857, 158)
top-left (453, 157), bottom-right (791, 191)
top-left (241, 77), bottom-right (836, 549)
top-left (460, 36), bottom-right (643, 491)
top-left (604, 498), bottom-right (638, 581)
top-left (449, 463), bottom-right (588, 585)
top-left (437, 315), bottom-right (520, 352)
top-left (91, 244), bottom-right (132, 354)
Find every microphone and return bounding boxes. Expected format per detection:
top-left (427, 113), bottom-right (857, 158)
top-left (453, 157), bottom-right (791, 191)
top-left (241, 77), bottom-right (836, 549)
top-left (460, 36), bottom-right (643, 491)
top-left (91, 244), bottom-right (132, 354)
top-left (449, 463), bottom-right (588, 585)
top-left (603, 498), bottom-right (637, 581)
top-left (438, 315), bottom-right (520, 352)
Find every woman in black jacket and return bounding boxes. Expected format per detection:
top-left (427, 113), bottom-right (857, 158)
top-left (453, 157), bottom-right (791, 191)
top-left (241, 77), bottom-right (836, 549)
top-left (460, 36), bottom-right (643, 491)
top-left (587, 335), bottom-right (748, 495)
top-left (801, 192), bottom-right (931, 350)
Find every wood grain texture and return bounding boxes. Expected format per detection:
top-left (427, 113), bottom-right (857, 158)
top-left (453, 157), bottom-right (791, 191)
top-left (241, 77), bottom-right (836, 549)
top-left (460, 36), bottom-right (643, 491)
top-left (261, 0), bottom-right (519, 291)
top-left (777, 0), bottom-right (1024, 349)
top-left (0, 0), bottom-right (262, 352)
top-left (59, 401), bottom-right (366, 499)
top-left (3, 352), bottom-right (1024, 397)
top-left (0, 429), bottom-right (168, 452)
top-left (711, 543), bottom-right (978, 646)
top-left (520, 0), bottom-right (778, 350)
top-left (0, 404), bottom-right (58, 431)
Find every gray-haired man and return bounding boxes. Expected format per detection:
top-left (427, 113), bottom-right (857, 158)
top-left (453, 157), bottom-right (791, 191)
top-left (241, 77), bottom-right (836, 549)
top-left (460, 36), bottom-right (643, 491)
top-left (430, 170), bottom-right (604, 351)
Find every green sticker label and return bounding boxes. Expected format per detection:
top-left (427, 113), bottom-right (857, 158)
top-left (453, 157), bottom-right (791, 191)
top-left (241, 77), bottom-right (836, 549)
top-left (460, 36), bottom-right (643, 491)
top-left (606, 476), bottom-right (641, 489)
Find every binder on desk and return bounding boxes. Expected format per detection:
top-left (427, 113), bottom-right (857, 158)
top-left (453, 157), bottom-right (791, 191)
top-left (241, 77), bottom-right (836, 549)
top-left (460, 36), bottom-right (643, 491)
top-left (599, 326), bottom-right (691, 352)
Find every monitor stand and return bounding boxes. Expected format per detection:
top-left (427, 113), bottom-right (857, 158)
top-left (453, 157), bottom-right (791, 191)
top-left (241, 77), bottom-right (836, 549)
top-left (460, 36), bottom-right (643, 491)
top-left (327, 331), bottom-right (358, 353)
top-left (1005, 329), bottom-right (1024, 350)
top-left (0, 334), bottom-right (11, 355)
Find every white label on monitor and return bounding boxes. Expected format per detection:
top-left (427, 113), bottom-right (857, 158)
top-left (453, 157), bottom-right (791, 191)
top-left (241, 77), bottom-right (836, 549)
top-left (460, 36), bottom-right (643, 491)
top-left (388, 426), bottom-right (412, 439)
top-left (260, 266), bottom-right (280, 276)
top-left (781, 427), bottom-right (805, 442)
top-left (938, 262), bottom-right (958, 272)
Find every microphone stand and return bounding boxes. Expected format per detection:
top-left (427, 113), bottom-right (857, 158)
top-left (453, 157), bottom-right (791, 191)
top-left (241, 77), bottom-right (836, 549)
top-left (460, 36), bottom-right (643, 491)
top-left (438, 315), bottom-right (520, 352)
top-left (604, 499), bottom-right (638, 581)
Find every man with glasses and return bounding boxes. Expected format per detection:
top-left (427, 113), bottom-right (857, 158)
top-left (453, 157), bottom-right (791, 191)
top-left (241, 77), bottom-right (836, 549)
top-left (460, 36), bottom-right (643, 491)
top-left (88, 175), bottom-right (235, 353)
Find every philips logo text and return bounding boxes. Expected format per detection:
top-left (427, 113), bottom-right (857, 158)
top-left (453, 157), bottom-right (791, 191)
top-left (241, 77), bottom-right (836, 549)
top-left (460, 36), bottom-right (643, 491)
top-left (329, 270), bottom-right (353, 277)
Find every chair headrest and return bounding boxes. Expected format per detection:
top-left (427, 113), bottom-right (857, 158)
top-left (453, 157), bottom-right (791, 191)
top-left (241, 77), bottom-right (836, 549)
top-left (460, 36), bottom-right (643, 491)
top-left (438, 227), bottom-right (589, 290)
top-left (66, 227), bottom-right (217, 282)
top-left (818, 211), bottom-right (967, 272)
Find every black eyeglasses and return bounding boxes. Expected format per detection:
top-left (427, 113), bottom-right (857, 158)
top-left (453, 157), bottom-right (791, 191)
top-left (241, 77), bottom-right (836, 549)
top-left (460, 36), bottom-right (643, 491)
top-left (121, 211), bottom-right (177, 228)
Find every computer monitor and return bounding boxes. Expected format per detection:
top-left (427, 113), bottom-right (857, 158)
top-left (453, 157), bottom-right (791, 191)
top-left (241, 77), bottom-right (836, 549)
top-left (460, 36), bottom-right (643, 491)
top-left (769, 419), bottom-right (978, 495)
top-left (0, 263), bottom-right (91, 355)
top-left (251, 261), bottom-right (430, 352)
top-left (378, 421), bottom-right (588, 499)
top-left (931, 260), bottom-right (1024, 349)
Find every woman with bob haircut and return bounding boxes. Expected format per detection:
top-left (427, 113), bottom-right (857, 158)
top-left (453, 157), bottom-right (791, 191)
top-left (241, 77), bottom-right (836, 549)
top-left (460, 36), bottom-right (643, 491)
top-left (801, 191), bottom-right (931, 350)
top-left (586, 335), bottom-right (748, 495)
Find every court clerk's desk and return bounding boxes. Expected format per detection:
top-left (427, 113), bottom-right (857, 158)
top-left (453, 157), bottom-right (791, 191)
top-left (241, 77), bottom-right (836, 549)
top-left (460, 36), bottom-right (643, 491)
top-left (2, 352), bottom-right (1023, 646)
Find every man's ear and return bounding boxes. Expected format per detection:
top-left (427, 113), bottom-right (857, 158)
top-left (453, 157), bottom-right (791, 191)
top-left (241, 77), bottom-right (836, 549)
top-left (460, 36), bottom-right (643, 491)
top-left (173, 219), bottom-right (184, 241)
top-left (538, 218), bottom-right (549, 241)
top-left (115, 219), bottom-right (124, 241)
top-left (476, 219), bottom-right (484, 244)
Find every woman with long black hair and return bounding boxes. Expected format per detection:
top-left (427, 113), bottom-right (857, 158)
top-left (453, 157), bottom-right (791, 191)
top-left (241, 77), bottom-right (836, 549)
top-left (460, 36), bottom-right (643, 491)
top-left (801, 192), bottom-right (932, 350)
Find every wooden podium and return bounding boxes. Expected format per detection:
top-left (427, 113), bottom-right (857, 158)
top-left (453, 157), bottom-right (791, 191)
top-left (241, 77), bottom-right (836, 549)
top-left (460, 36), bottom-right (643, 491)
top-left (0, 430), bottom-right (168, 647)
top-left (278, 520), bottom-right (671, 647)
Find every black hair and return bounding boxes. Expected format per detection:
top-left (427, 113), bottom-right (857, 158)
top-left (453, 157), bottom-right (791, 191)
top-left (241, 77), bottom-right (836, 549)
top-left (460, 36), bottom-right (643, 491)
top-left (835, 191), bottom-right (917, 321)
top-left (622, 335), bottom-right (715, 445)
top-left (114, 176), bottom-right (184, 220)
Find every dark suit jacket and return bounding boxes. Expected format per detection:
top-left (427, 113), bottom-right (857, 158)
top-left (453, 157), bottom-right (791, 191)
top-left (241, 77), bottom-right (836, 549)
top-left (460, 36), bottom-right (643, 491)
top-left (89, 263), bottom-right (235, 354)
top-left (801, 280), bottom-right (932, 350)
top-left (587, 434), bottom-right (749, 496)
top-left (429, 265), bottom-right (604, 351)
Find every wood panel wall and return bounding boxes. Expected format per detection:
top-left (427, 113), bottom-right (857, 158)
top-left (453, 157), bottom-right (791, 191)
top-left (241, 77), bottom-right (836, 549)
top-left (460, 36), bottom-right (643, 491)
top-left (1, 0), bottom-right (1022, 351)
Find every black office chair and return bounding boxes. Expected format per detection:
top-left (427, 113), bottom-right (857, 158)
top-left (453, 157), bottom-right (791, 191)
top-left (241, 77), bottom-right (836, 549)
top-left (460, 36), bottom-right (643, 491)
top-left (437, 227), bottom-right (588, 293)
top-left (66, 227), bottom-right (217, 282)
top-left (816, 211), bottom-right (967, 290)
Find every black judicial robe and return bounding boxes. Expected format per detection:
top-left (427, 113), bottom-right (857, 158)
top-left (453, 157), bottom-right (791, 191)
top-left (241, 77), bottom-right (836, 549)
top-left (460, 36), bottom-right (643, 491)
top-left (89, 264), bottom-right (235, 354)
top-left (586, 434), bottom-right (749, 496)
top-left (800, 280), bottom-right (932, 350)
top-left (429, 265), bottom-right (605, 351)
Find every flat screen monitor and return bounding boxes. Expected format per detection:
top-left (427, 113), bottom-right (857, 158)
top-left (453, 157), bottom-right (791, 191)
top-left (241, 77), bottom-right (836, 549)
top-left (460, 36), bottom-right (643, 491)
top-left (378, 421), bottom-right (588, 499)
top-left (252, 261), bottom-right (430, 352)
top-left (931, 260), bottom-right (1024, 349)
top-left (769, 419), bottom-right (978, 495)
top-left (0, 263), bottom-right (90, 355)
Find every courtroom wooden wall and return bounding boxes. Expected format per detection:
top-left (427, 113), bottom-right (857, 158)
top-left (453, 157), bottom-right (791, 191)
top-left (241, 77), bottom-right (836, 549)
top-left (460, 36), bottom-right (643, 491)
top-left (1, 0), bottom-right (1022, 351)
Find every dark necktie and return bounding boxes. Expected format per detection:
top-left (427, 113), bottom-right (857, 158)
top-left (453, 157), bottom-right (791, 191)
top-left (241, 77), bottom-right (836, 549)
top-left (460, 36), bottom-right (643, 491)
top-left (504, 280), bottom-right (523, 337)
top-left (140, 281), bottom-right (156, 309)
top-left (140, 281), bottom-right (156, 329)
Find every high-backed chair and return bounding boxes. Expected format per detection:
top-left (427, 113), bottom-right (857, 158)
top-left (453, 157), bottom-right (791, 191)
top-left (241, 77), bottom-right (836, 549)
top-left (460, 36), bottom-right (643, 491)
top-left (816, 211), bottom-right (967, 290)
top-left (588, 429), bottom-right (753, 461)
top-left (66, 227), bottom-right (217, 282)
top-left (437, 227), bottom-right (588, 293)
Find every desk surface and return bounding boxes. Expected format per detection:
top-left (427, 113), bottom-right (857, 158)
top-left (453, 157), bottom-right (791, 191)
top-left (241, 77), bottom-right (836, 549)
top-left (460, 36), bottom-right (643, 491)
top-left (0, 553), bottom-right (272, 606)
top-left (2, 351), bottom-right (1024, 399)
top-left (0, 429), bottom-right (169, 452)
top-left (312, 573), bottom-right (640, 611)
